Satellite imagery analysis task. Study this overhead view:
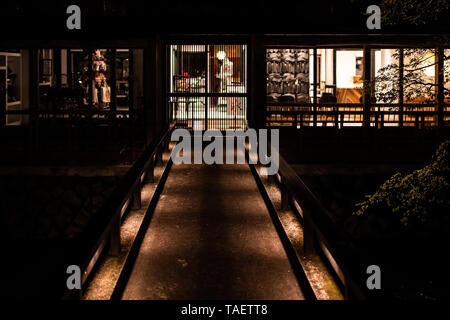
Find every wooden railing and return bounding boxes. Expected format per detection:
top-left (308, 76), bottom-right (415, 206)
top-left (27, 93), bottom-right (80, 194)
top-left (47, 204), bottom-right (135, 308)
top-left (267, 103), bottom-right (450, 128)
top-left (258, 142), bottom-right (368, 299)
top-left (63, 124), bottom-right (174, 298)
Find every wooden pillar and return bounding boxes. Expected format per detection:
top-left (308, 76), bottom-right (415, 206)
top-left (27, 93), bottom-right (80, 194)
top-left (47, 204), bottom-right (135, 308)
top-left (128, 49), bottom-right (134, 117)
top-left (29, 49), bottom-right (40, 110)
top-left (88, 49), bottom-right (93, 108)
top-left (313, 48), bottom-right (318, 127)
top-left (333, 49), bottom-right (337, 96)
top-left (249, 34), bottom-right (266, 129)
top-left (29, 50), bottom-right (40, 152)
top-left (53, 49), bottom-right (62, 89)
top-left (110, 49), bottom-right (117, 113)
top-left (158, 36), bottom-right (167, 134)
top-left (399, 48), bottom-right (404, 127)
top-left (143, 45), bottom-right (154, 145)
top-left (363, 46), bottom-right (372, 127)
top-left (67, 50), bottom-right (72, 88)
top-left (436, 48), bottom-right (444, 127)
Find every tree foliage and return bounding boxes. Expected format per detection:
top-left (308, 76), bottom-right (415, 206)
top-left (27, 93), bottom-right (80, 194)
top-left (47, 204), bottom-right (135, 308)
top-left (379, 0), bottom-right (449, 26)
top-left (354, 141), bottom-right (450, 232)
top-left (373, 49), bottom-right (450, 104)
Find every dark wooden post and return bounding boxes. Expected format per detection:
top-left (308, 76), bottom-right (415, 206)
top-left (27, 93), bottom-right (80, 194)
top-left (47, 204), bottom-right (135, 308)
top-left (109, 214), bottom-right (121, 256)
top-left (128, 49), bottom-right (135, 117)
top-left (88, 49), bottom-right (93, 108)
top-left (249, 34), bottom-right (266, 129)
top-left (29, 49), bottom-right (40, 153)
top-left (144, 36), bottom-right (163, 142)
top-left (143, 44), bottom-right (155, 145)
top-left (155, 35), bottom-right (164, 135)
top-left (436, 48), bottom-right (444, 127)
top-left (399, 48), bottom-right (404, 127)
top-left (313, 48), bottom-right (318, 127)
top-left (363, 46), bottom-right (372, 127)
top-left (132, 184), bottom-right (142, 210)
top-left (54, 49), bottom-right (62, 89)
top-left (147, 162), bottom-right (155, 183)
top-left (303, 211), bottom-right (315, 254)
top-left (280, 180), bottom-right (289, 210)
top-left (110, 49), bottom-right (117, 113)
top-left (67, 50), bottom-right (73, 88)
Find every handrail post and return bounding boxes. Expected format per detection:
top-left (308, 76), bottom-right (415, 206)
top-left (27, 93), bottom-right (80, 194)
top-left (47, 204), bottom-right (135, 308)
top-left (109, 214), bottom-right (121, 256)
top-left (334, 106), bottom-right (339, 128)
top-left (280, 181), bottom-right (289, 210)
top-left (132, 184), bottom-right (142, 210)
top-left (303, 211), bottom-right (315, 254)
top-left (157, 146), bottom-right (164, 165)
top-left (147, 162), bottom-right (155, 183)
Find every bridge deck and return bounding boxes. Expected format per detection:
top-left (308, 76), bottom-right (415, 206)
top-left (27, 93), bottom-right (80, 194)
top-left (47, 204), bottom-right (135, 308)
top-left (121, 162), bottom-right (304, 300)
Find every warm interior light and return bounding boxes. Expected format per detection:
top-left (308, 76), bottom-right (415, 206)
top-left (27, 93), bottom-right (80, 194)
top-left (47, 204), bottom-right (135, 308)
top-left (216, 51), bottom-right (226, 60)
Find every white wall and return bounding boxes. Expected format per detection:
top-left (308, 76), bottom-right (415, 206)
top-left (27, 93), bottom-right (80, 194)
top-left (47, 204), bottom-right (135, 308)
top-left (336, 50), bottom-right (363, 88)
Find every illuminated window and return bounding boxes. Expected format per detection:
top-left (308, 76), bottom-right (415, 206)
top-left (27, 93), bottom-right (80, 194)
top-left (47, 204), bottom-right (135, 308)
top-left (403, 48), bottom-right (436, 103)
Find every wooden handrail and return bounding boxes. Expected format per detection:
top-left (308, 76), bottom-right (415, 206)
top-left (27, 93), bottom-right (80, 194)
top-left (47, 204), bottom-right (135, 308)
top-left (267, 143), bottom-right (367, 299)
top-left (64, 124), bottom-right (174, 298)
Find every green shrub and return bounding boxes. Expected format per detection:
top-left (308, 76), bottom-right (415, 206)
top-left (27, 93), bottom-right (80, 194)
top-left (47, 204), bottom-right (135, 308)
top-left (354, 141), bottom-right (450, 232)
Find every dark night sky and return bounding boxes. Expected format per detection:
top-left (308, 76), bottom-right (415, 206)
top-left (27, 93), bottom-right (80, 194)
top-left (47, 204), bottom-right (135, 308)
top-left (0, 0), bottom-right (449, 41)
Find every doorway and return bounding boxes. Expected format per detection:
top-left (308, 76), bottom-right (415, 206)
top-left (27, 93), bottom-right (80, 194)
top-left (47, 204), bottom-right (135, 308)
top-left (167, 44), bottom-right (247, 130)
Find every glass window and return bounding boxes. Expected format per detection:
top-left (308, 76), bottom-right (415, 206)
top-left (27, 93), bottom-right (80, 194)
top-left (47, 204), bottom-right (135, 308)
top-left (1, 51), bottom-right (23, 125)
top-left (266, 48), bottom-right (311, 104)
top-left (92, 49), bottom-right (111, 109)
top-left (7, 54), bottom-right (21, 104)
top-left (335, 49), bottom-right (364, 104)
top-left (68, 49), bottom-right (112, 109)
top-left (170, 45), bottom-right (206, 94)
top-left (69, 49), bottom-right (90, 106)
top-left (168, 44), bottom-right (247, 130)
top-left (39, 49), bottom-right (53, 85)
top-left (116, 49), bottom-right (130, 111)
top-left (372, 49), bottom-right (400, 103)
top-left (403, 48), bottom-right (436, 103)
